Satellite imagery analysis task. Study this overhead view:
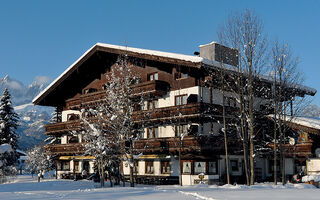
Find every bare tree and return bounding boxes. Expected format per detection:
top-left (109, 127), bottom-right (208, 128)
top-left (218, 9), bottom-right (267, 185)
top-left (271, 40), bottom-right (306, 185)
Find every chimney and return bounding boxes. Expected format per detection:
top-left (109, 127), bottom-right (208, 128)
top-left (199, 42), bottom-right (238, 66)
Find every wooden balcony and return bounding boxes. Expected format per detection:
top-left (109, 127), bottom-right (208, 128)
top-left (65, 80), bottom-right (169, 109)
top-left (45, 120), bottom-right (81, 136)
top-left (66, 91), bottom-right (107, 110)
top-left (133, 136), bottom-right (201, 153)
top-left (133, 102), bottom-right (238, 123)
top-left (45, 143), bottom-right (86, 155)
top-left (133, 136), bottom-right (241, 154)
top-left (269, 142), bottom-right (313, 157)
top-left (131, 80), bottom-right (169, 97)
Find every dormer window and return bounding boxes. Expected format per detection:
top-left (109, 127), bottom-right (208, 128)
top-left (148, 72), bottom-right (158, 81)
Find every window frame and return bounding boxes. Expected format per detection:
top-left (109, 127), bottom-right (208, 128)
top-left (161, 160), bottom-right (171, 174)
top-left (145, 160), bottom-right (154, 174)
top-left (148, 72), bottom-right (159, 81)
top-left (175, 94), bottom-right (187, 106)
top-left (182, 161), bottom-right (192, 174)
top-left (230, 159), bottom-right (239, 172)
top-left (57, 161), bottom-right (70, 171)
top-left (208, 161), bottom-right (218, 175)
top-left (175, 124), bottom-right (188, 137)
top-left (67, 113), bottom-right (80, 121)
top-left (175, 72), bottom-right (188, 80)
top-left (147, 127), bottom-right (159, 138)
top-left (194, 161), bottom-right (206, 174)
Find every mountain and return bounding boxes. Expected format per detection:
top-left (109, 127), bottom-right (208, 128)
top-left (0, 75), bottom-right (54, 150)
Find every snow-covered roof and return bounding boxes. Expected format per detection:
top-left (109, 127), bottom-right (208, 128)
top-left (289, 116), bottom-right (320, 130)
top-left (268, 114), bottom-right (320, 133)
top-left (96, 43), bottom-right (203, 63)
top-left (33, 43), bottom-right (317, 106)
top-left (33, 43), bottom-right (205, 105)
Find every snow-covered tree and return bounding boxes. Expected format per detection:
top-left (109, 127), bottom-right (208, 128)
top-left (0, 89), bottom-right (19, 180)
top-left (0, 88), bottom-right (19, 150)
top-left (25, 145), bottom-right (54, 182)
top-left (0, 143), bottom-right (17, 182)
top-left (81, 55), bottom-right (145, 187)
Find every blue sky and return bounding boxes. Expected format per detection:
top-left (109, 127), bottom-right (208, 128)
top-left (0, 0), bottom-right (319, 104)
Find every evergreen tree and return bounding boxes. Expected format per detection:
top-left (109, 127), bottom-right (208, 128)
top-left (0, 88), bottom-right (19, 150)
top-left (0, 88), bottom-right (19, 178)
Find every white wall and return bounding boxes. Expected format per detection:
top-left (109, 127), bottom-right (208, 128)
top-left (307, 158), bottom-right (320, 175)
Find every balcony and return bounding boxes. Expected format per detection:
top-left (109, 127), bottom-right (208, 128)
top-left (65, 80), bottom-right (169, 109)
top-left (131, 80), bottom-right (169, 97)
top-left (133, 102), bottom-right (238, 123)
top-left (133, 136), bottom-right (240, 154)
top-left (45, 143), bottom-right (86, 155)
top-left (45, 120), bottom-right (81, 136)
top-left (66, 91), bottom-right (107, 110)
top-left (133, 136), bottom-right (201, 153)
top-left (269, 142), bottom-right (312, 157)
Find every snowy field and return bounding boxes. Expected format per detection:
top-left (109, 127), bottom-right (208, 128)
top-left (0, 175), bottom-right (320, 200)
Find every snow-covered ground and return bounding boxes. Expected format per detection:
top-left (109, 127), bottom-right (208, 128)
top-left (1, 175), bottom-right (320, 200)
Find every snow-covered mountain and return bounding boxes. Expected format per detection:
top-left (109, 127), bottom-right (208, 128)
top-left (0, 75), bottom-right (49, 105)
top-left (0, 75), bottom-right (53, 150)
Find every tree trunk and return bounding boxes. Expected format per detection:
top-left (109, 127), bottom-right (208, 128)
top-left (273, 112), bottom-right (277, 185)
top-left (222, 102), bottom-right (230, 184)
top-left (100, 158), bottom-right (105, 187)
top-left (129, 141), bottom-right (134, 187)
top-left (248, 64), bottom-right (255, 185)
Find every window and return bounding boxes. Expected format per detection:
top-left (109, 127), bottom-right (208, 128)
top-left (183, 161), bottom-right (191, 173)
top-left (223, 96), bottom-right (237, 107)
top-left (175, 125), bottom-right (188, 137)
top-left (67, 114), bottom-right (80, 121)
top-left (161, 161), bottom-right (171, 174)
top-left (194, 162), bottom-right (206, 174)
top-left (230, 160), bottom-right (239, 172)
top-left (208, 162), bottom-right (217, 174)
top-left (74, 161), bottom-right (79, 171)
top-left (68, 135), bottom-right (79, 143)
top-left (145, 160), bottom-right (154, 174)
top-left (175, 72), bottom-right (188, 79)
top-left (147, 127), bottom-right (159, 138)
top-left (175, 95), bottom-right (187, 106)
top-left (147, 100), bottom-right (158, 110)
top-left (133, 161), bottom-right (139, 173)
top-left (268, 160), bottom-right (280, 173)
top-left (148, 72), bottom-right (158, 81)
top-left (58, 161), bottom-right (70, 171)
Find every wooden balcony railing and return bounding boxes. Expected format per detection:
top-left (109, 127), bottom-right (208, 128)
top-left (132, 136), bottom-right (240, 154)
top-left (133, 102), bottom-right (238, 122)
top-left (45, 143), bottom-right (86, 155)
top-left (131, 80), bottom-right (169, 97)
top-left (133, 136), bottom-right (201, 153)
top-left (66, 91), bottom-right (107, 110)
top-left (269, 142), bottom-right (312, 157)
top-left (66, 80), bottom-right (169, 109)
top-left (45, 120), bottom-right (81, 135)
